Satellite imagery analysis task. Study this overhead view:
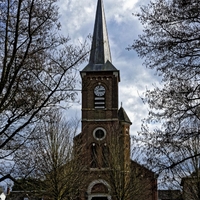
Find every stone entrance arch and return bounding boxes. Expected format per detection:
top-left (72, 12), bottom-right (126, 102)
top-left (87, 179), bottom-right (111, 200)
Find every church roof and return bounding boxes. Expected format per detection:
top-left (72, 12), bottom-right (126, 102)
top-left (118, 106), bottom-right (132, 124)
top-left (81, 0), bottom-right (118, 72)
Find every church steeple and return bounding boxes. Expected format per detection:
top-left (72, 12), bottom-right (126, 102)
top-left (89, 0), bottom-right (111, 64)
top-left (81, 0), bottom-right (119, 73)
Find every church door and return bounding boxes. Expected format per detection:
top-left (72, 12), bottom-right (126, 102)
top-left (92, 197), bottom-right (108, 200)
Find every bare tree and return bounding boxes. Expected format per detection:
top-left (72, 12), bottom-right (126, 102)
top-left (12, 109), bottom-right (85, 200)
top-left (162, 136), bottom-right (200, 200)
top-left (0, 0), bottom-right (88, 182)
top-left (130, 0), bottom-right (200, 177)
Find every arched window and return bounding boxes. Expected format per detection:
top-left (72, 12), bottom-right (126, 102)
top-left (91, 143), bottom-right (98, 168)
top-left (87, 179), bottom-right (111, 200)
top-left (102, 143), bottom-right (109, 168)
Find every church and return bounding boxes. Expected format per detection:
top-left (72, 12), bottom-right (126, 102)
top-left (8, 1), bottom-right (158, 200)
top-left (73, 0), bottom-right (158, 200)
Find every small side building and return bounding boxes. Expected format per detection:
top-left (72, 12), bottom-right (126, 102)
top-left (158, 190), bottom-right (182, 200)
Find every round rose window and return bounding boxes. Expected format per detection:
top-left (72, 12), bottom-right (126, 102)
top-left (93, 127), bottom-right (106, 140)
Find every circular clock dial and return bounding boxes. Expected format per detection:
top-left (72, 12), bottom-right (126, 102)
top-left (94, 85), bottom-right (105, 96)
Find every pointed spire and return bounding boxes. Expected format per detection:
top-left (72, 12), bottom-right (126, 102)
top-left (89, 0), bottom-right (112, 64)
top-left (118, 106), bottom-right (132, 125)
top-left (81, 0), bottom-right (119, 75)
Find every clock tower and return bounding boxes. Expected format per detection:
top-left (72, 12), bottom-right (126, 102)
top-left (79, 0), bottom-right (126, 169)
top-left (74, 0), bottom-right (158, 200)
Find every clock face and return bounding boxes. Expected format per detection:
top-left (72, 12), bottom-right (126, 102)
top-left (94, 85), bottom-right (105, 96)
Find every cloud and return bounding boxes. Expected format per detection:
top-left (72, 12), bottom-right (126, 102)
top-left (58, 0), bottom-right (156, 136)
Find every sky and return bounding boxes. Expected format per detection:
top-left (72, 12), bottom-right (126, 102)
top-left (58, 0), bottom-right (160, 136)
